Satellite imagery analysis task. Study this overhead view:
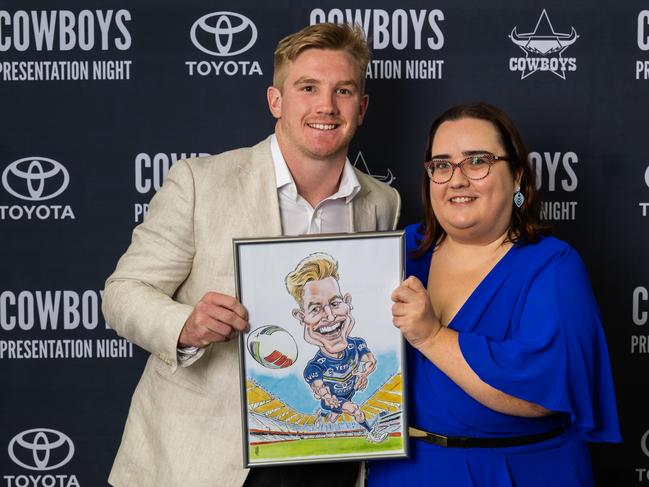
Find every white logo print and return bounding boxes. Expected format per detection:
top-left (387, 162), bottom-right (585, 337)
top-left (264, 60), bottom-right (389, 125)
top-left (642, 430), bottom-right (649, 458)
top-left (2, 157), bottom-right (69, 201)
top-left (190, 12), bottom-right (257, 57)
top-left (509, 9), bottom-right (579, 79)
top-left (8, 428), bottom-right (75, 471)
top-left (353, 152), bottom-right (395, 185)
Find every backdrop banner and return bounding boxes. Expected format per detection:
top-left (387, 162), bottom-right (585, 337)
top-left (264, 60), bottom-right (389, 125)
top-left (1, 1), bottom-right (647, 485)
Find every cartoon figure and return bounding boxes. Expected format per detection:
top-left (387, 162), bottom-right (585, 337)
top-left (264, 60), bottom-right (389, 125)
top-left (285, 252), bottom-right (387, 442)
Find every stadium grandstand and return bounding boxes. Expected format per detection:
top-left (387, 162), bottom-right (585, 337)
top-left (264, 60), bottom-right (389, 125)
top-left (246, 373), bottom-right (403, 444)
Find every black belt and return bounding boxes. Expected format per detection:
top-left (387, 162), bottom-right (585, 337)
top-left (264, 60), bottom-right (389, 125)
top-left (409, 425), bottom-right (566, 448)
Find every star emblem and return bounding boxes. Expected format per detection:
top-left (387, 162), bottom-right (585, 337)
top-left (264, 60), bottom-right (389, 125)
top-left (353, 152), bottom-right (395, 185)
top-left (509, 9), bottom-right (579, 79)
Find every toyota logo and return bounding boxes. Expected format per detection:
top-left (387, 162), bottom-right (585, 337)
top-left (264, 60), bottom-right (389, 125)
top-left (642, 430), bottom-right (649, 458)
top-left (2, 157), bottom-right (70, 201)
top-left (8, 428), bottom-right (75, 471)
top-left (190, 12), bottom-right (257, 56)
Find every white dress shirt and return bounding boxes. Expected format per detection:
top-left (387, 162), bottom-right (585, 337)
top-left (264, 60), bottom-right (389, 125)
top-left (179, 135), bottom-right (361, 360)
top-left (270, 134), bottom-right (360, 236)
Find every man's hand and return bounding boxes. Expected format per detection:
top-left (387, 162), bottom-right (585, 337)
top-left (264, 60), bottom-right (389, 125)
top-left (353, 371), bottom-right (369, 391)
top-left (324, 394), bottom-right (341, 409)
top-left (311, 382), bottom-right (340, 408)
top-left (391, 276), bottom-right (442, 349)
top-left (178, 292), bottom-right (249, 348)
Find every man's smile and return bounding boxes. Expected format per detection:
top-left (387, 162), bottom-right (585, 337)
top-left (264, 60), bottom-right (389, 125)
top-left (315, 320), bottom-right (343, 336)
top-left (307, 122), bottom-right (339, 131)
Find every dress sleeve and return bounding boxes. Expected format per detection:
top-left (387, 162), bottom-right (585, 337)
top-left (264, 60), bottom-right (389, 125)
top-left (458, 247), bottom-right (621, 442)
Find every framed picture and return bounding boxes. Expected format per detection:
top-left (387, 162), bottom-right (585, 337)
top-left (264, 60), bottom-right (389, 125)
top-left (233, 231), bottom-right (408, 467)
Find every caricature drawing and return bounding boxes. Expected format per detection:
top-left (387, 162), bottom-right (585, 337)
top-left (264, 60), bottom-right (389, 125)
top-left (285, 252), bottom-right (388, 443)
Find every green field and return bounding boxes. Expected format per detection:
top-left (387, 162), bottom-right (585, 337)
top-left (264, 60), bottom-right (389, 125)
top-left (249, 436), bottom-right (402, 460)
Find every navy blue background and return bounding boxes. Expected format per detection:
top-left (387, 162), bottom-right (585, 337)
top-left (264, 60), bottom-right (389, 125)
top-left (2, 1), bottom-right (648, 485)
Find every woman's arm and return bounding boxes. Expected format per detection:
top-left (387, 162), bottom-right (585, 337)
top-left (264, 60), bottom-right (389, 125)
top-left (392, 276), bottom-right (553, 418)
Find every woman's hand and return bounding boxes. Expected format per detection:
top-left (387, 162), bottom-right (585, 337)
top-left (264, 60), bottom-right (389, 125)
top-left (391, 276), bottom-right (442, 349)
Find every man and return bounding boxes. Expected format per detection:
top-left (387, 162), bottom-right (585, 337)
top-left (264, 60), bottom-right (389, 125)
top-left (285, 252), bottom-right (388, 443)
top-left (102, 23), bottom-right (400, 487)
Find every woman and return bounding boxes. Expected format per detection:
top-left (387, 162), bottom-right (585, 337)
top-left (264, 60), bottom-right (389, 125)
top-left (369, 103), bottom-right (621, 486)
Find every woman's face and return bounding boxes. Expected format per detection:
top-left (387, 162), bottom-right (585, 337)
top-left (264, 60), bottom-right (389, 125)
top-left (428, 117), bottom-right (521, 244)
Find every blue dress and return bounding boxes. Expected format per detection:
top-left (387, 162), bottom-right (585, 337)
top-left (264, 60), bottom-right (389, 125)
top-left (369, 224), bottom-right (621, 487)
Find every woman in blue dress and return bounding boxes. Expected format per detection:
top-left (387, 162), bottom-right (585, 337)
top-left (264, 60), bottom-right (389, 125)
top-left (369, 102), bottom-right (621, 486)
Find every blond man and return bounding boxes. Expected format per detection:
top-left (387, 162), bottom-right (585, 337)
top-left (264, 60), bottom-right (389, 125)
top-left (103, 23), bottom-right (399, 487)
top-left (286, 253), bottom-right (387, 443)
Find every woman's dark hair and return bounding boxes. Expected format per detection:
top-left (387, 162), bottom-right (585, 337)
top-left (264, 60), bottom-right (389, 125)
top-left (414, 102), bottom-right (550, 257)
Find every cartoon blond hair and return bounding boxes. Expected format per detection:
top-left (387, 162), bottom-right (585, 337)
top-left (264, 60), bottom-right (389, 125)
top-left (285, 252), bottom-right (340, 307)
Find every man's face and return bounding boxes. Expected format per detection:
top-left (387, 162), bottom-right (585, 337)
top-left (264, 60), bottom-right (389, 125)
top-left (267, 48), bottom-right (369, 163)
top-left (293, 276), bottom-right (354, 356)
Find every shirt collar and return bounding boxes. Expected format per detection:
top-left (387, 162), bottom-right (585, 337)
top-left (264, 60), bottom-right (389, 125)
top-left (270, 134), bottom-right (361, 203)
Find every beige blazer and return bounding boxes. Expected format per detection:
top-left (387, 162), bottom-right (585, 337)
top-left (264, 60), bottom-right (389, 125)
top-left (103, 136), bottom-right (401, 487)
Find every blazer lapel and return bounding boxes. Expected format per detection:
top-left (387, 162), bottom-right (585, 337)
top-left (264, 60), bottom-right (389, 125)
top-left (233, 137), bottom-right (282, 238)
top-left (230, 138), bottom-right (382, 236)
top-left (352, 185), bottom-right (377, 232)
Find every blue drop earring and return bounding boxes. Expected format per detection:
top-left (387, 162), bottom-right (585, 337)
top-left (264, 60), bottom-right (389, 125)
top-left (514, 189), bottom-right (525, 208)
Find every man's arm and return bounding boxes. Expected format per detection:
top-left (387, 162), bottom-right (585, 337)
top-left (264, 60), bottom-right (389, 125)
top-left (354, 351), bottom-right (376, 391)
top-left (102, 159), bottom-right (247, 369)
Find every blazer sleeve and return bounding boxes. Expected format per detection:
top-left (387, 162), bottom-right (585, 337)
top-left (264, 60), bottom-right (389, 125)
top-left (102, 159), bottom-right (198, 370)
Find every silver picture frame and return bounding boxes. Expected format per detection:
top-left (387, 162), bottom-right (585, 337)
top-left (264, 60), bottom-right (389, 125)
top-left (233, 230), bottom-right (408, 467)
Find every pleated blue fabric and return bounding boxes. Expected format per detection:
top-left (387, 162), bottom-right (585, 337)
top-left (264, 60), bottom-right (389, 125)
top-left (368, 224), bottom-right (621, 487)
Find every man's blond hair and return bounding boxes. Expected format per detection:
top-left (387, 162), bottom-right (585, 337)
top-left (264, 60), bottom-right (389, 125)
top-left (285, 253), bottom-right (340, 307)
top-left (273, 23), bottom-right (370, 92)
